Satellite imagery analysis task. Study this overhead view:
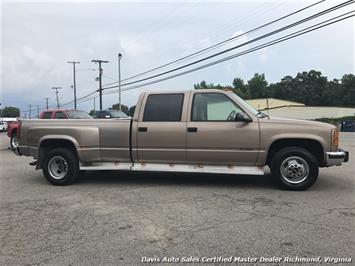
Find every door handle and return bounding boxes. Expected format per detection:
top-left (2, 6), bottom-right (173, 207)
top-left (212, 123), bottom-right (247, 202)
top-left (138, 127), bottom-right (148, 132)
top-left (187, 127), bottom-right (198, 132)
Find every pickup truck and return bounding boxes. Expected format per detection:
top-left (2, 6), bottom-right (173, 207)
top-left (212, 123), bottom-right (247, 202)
top-left (13, 89), bottom-right (349, 190)
top-left (8, 109), bottom-right (91, 148)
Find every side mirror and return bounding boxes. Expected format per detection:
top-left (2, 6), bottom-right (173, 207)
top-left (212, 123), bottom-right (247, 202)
top-left (235, 112), bottom-right (252, 123)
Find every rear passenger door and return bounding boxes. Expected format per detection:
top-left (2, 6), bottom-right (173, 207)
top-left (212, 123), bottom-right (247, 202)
top-left (136, 93), bottom-right (188, 164)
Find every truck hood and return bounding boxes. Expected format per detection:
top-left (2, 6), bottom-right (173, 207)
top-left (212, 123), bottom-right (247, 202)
top-left (258, 116), bottom-right (335, 130)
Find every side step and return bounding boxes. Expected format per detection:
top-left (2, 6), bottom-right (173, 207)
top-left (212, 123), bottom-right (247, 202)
top-left (80, 162), bottom-right (264, 175)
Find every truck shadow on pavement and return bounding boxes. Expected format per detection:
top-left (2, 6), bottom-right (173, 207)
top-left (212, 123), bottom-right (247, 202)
top-left (75, 170), bottom-right (277, 189)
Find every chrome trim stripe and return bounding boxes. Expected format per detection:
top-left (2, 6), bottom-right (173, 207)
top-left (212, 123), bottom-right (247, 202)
top-left (131, 148), bottom-right (258, 152)
top-left (80, 162), bottom-right (264, 175)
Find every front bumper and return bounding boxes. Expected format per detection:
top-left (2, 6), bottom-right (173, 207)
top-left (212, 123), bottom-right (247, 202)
top-left (326, 149), bottom-right (349, 166)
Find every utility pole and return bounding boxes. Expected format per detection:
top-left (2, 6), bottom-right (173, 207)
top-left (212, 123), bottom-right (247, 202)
top-left (91, 59), bottom-right (109, 111)
top-left (36, 105), bottom-right (40, 118)
top-left (51, 87), bottom-right (62, 109)
top-left (93, 97), bottom-right (96, 111)
top-left (118, 53), bottom-right (122, 111)
top-left (44, 98), bottom-right (50, 110)
top-left (28, 104), bottom-right (32, 119)
top-left (67, 61), bottom-right (80, 109)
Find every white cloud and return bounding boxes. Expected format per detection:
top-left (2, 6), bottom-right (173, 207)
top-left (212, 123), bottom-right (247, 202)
top-left (3, 45), bottom-right (55, 92)
top-left (258, 47), bottom-right (269, 62)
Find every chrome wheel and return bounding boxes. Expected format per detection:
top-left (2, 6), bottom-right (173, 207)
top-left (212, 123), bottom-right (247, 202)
top-left (280, 156), bottom-right (309, 184)
top-left (48, 156), bottom-right (68, 180)
top-left (11, 135), bottom-right (19, 148)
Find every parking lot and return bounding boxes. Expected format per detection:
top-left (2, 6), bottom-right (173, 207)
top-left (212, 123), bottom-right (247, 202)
top-left (0, 132), bottom-right (354, 265)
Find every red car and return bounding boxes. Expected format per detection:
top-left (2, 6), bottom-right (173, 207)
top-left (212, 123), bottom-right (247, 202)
top-left (8, 109), bottom-right (91, 148)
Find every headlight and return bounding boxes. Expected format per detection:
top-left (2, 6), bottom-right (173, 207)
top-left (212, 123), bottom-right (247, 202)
top-left (331, 128), bottom-right (339, 150)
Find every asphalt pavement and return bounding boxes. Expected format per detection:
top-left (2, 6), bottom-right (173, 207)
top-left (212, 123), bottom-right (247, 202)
top-left (0, 132), bottom-right (354, 265)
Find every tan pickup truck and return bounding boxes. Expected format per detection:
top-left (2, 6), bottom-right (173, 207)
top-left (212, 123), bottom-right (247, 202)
top-left (14, 89), bottom-right (349, 190)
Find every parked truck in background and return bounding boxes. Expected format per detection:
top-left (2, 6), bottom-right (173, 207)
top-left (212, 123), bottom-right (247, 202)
top-left (7, 109), bottom-right (91, 148)
top-left (13, 89), bottom-right (349, 190)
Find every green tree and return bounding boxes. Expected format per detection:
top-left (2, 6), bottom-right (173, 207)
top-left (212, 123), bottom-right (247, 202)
top-left (1, 106), bottom-right (20, 117)
top-left (232, 77), bottom-right (250, 99)
top-left (247, 73), bottom-right (268, 98)
top-left (193, 81), bottom-right (226, 90)
top-left (110, 103), bottom-right (130, 115)
top-left (129, 106), bottom-right (136, 116)
top-left (340, 74), bottom-right (355, 107)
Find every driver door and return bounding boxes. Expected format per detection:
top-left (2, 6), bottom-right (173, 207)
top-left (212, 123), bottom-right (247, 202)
top-left (186, 92), bottom-right (259, 166)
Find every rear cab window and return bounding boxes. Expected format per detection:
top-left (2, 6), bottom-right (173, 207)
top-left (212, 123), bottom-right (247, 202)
top-left (54, 112), bottom-right (66, 119)
top-left (42, 112), bottom-right (52, 119)
top-left (143, 94), bottom-right (184, 121)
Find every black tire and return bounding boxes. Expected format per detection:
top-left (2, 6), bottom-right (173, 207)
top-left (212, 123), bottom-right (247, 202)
top-left (10, 132), bottom-right (18, 148)
top-left (42, 148), bottom-right (79, 186)
top-left (270, 147), bottom-right (319, 191)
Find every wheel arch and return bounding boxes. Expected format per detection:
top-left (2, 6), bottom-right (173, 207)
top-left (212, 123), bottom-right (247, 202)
top-left (266, 138), bottom-right (326, 167)
top-left (37, 136), bottom-right (79, 169)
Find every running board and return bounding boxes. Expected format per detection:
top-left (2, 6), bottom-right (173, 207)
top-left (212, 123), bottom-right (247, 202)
top-left (80, 162), bottom-right (264, 175)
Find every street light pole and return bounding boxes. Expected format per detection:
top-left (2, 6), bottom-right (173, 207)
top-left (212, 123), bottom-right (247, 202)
top-left (51, 87), bottom-right (62, 109)
top-left (118, 53), bottom-right (122, 111)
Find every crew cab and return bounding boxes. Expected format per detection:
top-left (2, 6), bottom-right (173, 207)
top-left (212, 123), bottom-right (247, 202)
top-left (13, 90), bottom-right (349, 190)
top-left (8, 109), bottom-right (91, 148)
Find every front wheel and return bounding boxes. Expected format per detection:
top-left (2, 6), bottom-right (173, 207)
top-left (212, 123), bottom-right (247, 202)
top-left (42, 148), bottom-right (79, 185)
top-left (270, 147), bottom-right (319, 190)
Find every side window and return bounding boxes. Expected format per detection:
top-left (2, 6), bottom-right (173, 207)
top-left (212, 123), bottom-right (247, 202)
top-left (42, 112), bottom-right (52, 119)
top-left (97, 111), bottom-right (107, 118)
top-left (143, 94), bottom-right (184, 122)
top-left (192, 93), bottom-right (245, 121)
top-left (54, 112), bottom-right (66, 119)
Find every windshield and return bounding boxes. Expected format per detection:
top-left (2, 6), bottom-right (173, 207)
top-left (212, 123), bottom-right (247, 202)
top-left (108, 110), bottom-right (129, 118)
top-left (67, 110), bottom-right (92, 119)
top-left (228, 92), bottom-right (259, 116)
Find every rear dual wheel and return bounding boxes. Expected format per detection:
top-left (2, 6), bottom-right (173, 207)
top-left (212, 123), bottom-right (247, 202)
top-left (42, 148), bottom-right (79, 185)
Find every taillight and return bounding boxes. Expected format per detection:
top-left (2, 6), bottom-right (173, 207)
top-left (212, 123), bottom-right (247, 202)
top-left (331, 128), bottom-right (339, 150)
top-left (17, 121), bottom-right (22, 139)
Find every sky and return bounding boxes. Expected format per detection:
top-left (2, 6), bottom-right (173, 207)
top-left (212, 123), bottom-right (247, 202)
top-left (0, 0), bottom-right (354, 116)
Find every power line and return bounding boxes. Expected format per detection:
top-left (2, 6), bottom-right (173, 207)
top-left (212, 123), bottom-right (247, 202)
top-left (117, 0), bottom-right (327, 83)
top-left (44, 5), bottom-right (354, 110)
top-left (99, 11), bottom-right (354, 96)
top-left (102, 0), bottom-right (353, 91)
top-left (16, 1), bottom-right (353, 113)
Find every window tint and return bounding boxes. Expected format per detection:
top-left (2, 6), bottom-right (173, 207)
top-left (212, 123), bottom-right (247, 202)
top-left (67, 110), bottom-right (92, 119)
top-left (54, 112), bottom-right (66, 119)
top-left (96, 111), bottom-right (108, 118)
top-left (143, 94), bottom-right (184, 122)
top-left (108, 110), bottom-right (128, 118)
top-left (192, 93), bottom-right (244, 121)
top-left (42, 112), bottom-right (52, 119)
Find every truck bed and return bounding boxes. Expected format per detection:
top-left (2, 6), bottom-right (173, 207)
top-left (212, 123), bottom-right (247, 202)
top-left (19, 118), bottom-right (132, 163)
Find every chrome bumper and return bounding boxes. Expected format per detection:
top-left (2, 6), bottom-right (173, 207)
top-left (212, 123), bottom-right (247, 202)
top-left (326, 149), bottom-right (349, 166)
